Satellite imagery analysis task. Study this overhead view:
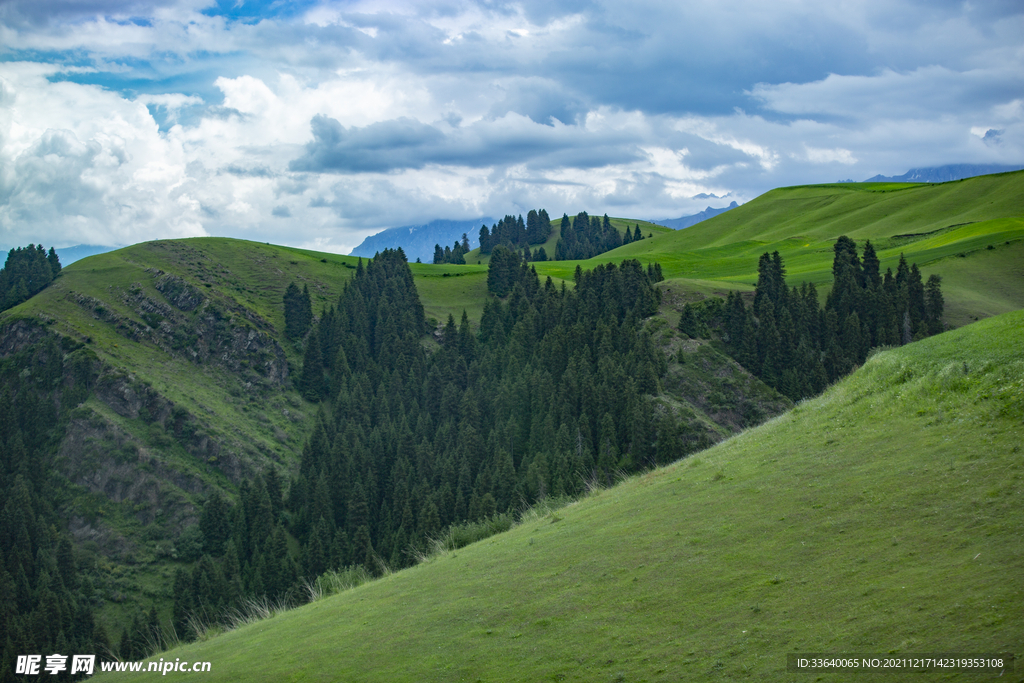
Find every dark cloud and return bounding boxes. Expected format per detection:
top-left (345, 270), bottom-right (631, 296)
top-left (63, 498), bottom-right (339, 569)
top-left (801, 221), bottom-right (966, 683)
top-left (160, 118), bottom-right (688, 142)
top-left (290, 113), bottom-right (647, 174)
top-left (291, 116), bottom-right (446, 173)
top-left (0, 0), bottom-right (178, 26)
top-left (983, 129), bottom-right (1003, 146)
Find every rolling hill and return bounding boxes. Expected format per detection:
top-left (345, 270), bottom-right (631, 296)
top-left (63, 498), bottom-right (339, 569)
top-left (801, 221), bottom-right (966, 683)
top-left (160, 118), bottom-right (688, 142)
top-left (97, 307), bottom-right (1024, 682)
top-left (530, 171), bottom-right (1024, 327)
top-left (0, 236), bottom-right (784, 638)
top-left (2, 169), bottom-right (1022, 659)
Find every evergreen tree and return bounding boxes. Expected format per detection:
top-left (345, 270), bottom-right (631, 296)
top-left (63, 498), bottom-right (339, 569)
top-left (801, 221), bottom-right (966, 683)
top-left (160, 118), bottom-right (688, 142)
top-left (478, 225), bottom-right (491, 254)
top-left (283, 282), bottom-right (312, 339)
top-left (200, 491), bottom-right (231, 557)
top-left (0, 244), bottom-right (62, 311)
top-left (925, 274), bottom-right (944, 333)
top-left (299, 329), bottom-right (326, 401)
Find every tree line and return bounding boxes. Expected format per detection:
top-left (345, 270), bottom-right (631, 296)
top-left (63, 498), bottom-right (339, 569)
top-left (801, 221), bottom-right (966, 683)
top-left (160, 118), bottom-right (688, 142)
top-left (434, 210), bottom-right (651, 266)
top-left (432, 234), bottom-right (472, 265)
top-left (678, 237), bottom-right (944, 401)
top-left (554, 212), bottom-right (646, 261)
top-left (478, 210), bottom-right (552, 255)
top-left (0, 245), bottom-right (62, 313)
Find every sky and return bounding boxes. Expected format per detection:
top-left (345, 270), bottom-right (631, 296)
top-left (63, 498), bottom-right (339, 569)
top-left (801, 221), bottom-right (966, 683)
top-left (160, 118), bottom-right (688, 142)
top-left (1, 0), bottom-right (1022, 254)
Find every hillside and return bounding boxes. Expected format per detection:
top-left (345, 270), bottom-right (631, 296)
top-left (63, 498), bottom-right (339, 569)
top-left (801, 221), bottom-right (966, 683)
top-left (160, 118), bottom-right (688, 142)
top-left (98, 308), bottom-right (1024, 682)
top-left (532, 171), bottom-right (1024, 326)
top-left (0, 236), bottom-right (785, 638)
top-left (3, 170), bottom-right (1022, 656)
top-left (0, 239), bottom-right (367, 632)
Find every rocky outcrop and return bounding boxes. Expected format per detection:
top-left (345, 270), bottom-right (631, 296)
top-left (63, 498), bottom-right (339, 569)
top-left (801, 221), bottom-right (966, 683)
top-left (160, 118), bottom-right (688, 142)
top-left (0, 318), bottom-right (51, 355)
top-left (155, 274), bottom-right (204, 312)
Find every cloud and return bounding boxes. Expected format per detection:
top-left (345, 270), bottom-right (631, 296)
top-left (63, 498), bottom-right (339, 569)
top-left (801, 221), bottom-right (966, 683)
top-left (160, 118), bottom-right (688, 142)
top-left (290, 109), bottom-right (656, 174)
top-left (750, 65), bottom-right (1024, 120)
top-left (292, 115), bottom-right (447, 173)
top-left (1, 0), bottom-right (1023, 251)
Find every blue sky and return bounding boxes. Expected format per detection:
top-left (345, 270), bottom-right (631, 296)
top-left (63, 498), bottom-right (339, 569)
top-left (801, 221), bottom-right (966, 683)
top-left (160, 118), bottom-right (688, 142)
top-left (1, 0), bottom-right (1022, 253)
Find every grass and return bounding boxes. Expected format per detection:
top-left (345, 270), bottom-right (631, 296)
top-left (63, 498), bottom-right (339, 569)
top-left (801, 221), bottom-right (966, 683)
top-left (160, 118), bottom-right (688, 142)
top-left (531, 173), bottom-right (1024, 328)
top-left (7, 172), bottom-right (1023, 661)
top-left (98, 309), bottom-right (1024, 682)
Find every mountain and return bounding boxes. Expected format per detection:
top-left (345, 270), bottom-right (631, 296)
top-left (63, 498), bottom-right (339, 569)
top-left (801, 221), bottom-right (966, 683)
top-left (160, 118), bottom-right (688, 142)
top-left (98, 307), bottom-right (1024, 681)
top-left (55, 243), bottom-right (118, 264)
top-left (864, 162), bottom-right (1024, 183)
top-left (653, 201), bottom-right (738, 230)
top-left (349, 217), bottom-right (493, 262)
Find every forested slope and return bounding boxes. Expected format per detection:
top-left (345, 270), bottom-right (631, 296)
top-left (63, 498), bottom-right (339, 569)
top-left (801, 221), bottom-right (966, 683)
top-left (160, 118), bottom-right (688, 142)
top-left (98, 307), bottom-right (1024, 683)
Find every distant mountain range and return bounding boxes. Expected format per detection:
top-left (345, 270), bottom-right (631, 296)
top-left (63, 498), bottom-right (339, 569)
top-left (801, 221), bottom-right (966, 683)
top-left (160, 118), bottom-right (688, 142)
top-left (864, 163), bottom-right (1024, 183)
top-left (56, 244), bottom-right (117, 265)
top-left (349, 218), bottom-right (493, 263)
top-left (653, 201), bottom-right (739, 230)
top-left (0, 243), bottom-right (116, 266)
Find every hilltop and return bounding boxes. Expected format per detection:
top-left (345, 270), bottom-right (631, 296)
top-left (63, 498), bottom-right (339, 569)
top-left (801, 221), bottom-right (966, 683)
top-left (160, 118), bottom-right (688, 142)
top-left (98, 307), bottom-right (1024, 682)
top-left (529, 170), bottom-right (1024, 327)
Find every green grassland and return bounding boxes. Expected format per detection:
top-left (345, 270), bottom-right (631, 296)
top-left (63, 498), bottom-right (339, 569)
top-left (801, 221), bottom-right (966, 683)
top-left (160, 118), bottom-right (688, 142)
top-left (532, 172), bottom-right (1024, 327)
top-left (99, 308), bottom-right (1024, 682)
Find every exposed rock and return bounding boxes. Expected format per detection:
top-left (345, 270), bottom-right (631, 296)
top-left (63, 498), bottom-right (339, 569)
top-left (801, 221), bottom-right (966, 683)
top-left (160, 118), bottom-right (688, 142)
top-left (155, 274), bottom-right (204, 312)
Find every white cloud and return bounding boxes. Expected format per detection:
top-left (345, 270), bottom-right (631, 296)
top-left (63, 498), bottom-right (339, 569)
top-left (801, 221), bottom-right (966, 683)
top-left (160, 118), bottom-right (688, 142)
top-left (803, 146), bottom-right (857, 164)
top-left (1, 0), bottom-right (1023, 250)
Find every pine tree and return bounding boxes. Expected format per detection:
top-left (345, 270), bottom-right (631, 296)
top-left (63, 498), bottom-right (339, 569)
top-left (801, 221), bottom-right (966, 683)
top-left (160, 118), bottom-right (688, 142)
top-left (283, 282), bottom-right (312, 339)
top-left (299, 328), bottom-right (326, 401)
top-left (200, 490), bottom-right (231, 557)
top-left (925, 274), bottom-right (944, 333)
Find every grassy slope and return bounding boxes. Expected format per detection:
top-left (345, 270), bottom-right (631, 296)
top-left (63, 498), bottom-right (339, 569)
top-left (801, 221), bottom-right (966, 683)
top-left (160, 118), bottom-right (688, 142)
top-left (103, 310), bottom-right (1024, 682)
top-left (533, 172), bottom-right (1024, 327)
top-left (18, 238), bottom-right (360, 461)
top-left (3, 238), bottom-right (366, 634)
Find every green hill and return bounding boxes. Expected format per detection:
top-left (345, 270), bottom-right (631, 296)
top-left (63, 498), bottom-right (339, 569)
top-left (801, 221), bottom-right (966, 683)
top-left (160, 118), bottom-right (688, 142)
top-left (533, 172), bottom-right (1024, 327)
top-left (98, 308), bottom-right (1024, 682)
top-left (0, 237), bottom-right (785, 638)
top-left (3, 171), bottom-right (1023, 662)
